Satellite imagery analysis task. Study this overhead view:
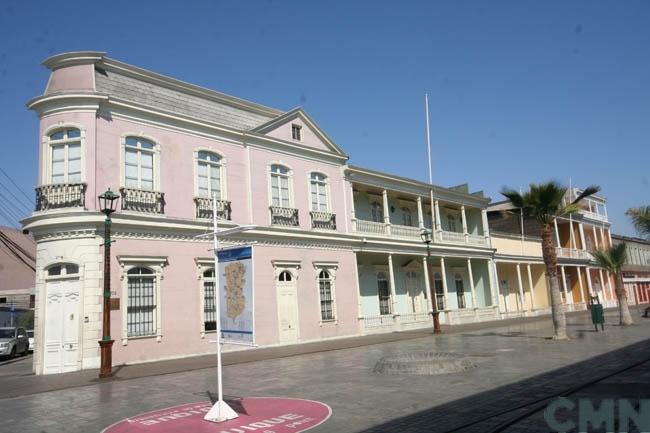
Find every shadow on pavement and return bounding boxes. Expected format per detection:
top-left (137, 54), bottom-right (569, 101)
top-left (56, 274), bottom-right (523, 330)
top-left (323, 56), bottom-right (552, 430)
top-left (355, 338), bottom-right (650, 433)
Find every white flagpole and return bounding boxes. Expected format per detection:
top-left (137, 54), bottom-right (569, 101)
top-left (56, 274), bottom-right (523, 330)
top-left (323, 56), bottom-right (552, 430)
top-left (204, 193), bottom-right (238, 422)
top-left (425, 93), bottom-right (433, 185)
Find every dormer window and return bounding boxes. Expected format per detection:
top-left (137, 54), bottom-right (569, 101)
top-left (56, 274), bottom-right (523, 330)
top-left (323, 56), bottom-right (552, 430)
top-left (291, 124), bottom-right (302, 141)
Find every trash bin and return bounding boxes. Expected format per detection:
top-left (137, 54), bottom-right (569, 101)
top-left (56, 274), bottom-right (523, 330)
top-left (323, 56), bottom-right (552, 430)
top-left (589, 296), bottom-right (604, 331)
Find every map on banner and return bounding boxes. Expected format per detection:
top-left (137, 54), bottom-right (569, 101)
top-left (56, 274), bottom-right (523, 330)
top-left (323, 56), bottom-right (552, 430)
top-left (217, 246), bottom-right (254, 345)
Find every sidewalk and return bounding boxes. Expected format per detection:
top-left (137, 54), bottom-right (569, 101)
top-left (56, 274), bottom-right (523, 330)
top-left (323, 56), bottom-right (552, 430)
top-left (1, 306), bottom-right (648, 433)
top-left (0, 307), bottom-right (604, 400)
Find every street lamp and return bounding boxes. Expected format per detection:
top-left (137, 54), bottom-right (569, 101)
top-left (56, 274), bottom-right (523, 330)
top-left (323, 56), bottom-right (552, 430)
top-left (421, 228), bottom-right (442, 334)
top-left (98, 188), bottom-right (119, 378)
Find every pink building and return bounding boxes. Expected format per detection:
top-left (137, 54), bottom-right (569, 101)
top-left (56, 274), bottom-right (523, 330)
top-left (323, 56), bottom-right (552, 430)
top-left (25, 52), bottom-right (498, 375)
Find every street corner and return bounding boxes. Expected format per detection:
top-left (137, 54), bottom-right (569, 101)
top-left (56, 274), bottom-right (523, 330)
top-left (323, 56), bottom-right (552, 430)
top-left (101, 397), bottom-right (332, 433)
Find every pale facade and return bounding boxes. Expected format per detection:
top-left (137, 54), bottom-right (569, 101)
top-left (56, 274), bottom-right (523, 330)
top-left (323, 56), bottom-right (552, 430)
top-left (25, 52), bottom-right (505, 375)
top-left (612, 234), bottom-right (650, 305)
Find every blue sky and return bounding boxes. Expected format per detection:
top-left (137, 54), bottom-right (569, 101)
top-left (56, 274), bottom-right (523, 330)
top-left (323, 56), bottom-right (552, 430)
top-left (0, 0), bottom-right (648, 235)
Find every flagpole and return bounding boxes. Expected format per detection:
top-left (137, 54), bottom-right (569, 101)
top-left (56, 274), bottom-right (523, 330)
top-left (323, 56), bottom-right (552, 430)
top-left (425, 93), bottom-right (433, 185)
top-left (204, 193), bottom-right (238, 423)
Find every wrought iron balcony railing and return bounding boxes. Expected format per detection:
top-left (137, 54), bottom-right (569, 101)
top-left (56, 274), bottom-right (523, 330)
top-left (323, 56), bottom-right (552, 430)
top-left (120, 188), bottom-right (165, 214)
top-left (270, 206), bottom-right (299, 227)
top-left (35, 183), bottom-right (86, 211)
top-left (310, 211), bottom-right (336, 230)
top-left (194, 197), bottom-right (232, 220)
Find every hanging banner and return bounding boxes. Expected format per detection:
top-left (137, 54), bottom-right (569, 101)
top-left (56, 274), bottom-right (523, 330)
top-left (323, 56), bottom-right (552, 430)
top-left (217, 246), bottom-right (254, 345)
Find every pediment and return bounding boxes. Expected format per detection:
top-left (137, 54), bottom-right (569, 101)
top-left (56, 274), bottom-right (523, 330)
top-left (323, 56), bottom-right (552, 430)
top-left (251, 108), bottom-right (347, 157)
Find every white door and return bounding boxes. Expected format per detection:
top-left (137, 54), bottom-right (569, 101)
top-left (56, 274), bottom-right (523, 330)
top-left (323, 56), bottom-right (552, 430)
top-left (44, 279), bottom-right (80, 374)
top-left (405, 271), bottom-right (424, 313)
top-left (277, 280), bottom-right (299, 343)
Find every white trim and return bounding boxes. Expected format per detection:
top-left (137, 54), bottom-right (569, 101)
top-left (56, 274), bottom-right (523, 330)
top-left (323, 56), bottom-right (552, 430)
top-left (193, 148), bottom-right (227, 200)
top-left (307, 171), bottom-right (331, 213)
top-left (41, 122), bottom-right (87, 185)
top-left (267, 161), bottom-right (294, 208)
top-left (119, 133), bottom-right (161, 191)
top-left (313, 262), bottom-right (338, 323)
top-left (117, 256), bottom-right (167, 345)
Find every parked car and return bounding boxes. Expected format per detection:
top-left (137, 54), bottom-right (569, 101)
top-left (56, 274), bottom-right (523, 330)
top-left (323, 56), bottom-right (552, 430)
top-left (0, 327), bottom-right (29, 359)
top-left (27, 330), bottom-right (34, 352)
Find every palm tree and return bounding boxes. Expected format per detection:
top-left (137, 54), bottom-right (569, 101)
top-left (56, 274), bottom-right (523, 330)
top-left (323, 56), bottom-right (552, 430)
top-left (591, 243), bottom-right (634, 326)
top-left (626, 206), bottom-right (650, 240)
top-left (502, 182), bottom-right (600, 340)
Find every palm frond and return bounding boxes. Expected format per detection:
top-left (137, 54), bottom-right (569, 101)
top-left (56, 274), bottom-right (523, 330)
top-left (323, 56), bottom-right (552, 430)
top-left (627, 206), bottom-right (650, 240)
top-left (572, 185), bottom-right (601, 204)
top-left (501, 189), bottom-right (524, 208)
top-left (591, 243), bottom-right (626, 274)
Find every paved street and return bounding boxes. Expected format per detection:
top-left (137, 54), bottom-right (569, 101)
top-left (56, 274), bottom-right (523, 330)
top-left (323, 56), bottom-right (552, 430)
top-left (0, 353), bottom-right (32, 379)
top-left (1, 308), bottom-right (649, 433)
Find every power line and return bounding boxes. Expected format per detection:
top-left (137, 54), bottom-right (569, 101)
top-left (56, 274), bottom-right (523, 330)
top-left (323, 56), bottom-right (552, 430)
top-left (0, 191), bottom-right (26, 225)
top-left (0, 206), bottom-right (19, 229)
top-left (0, 230), bottom-right (35, 262)
top-left (0, 181), bottom-right (31, 215)
top-left (0, 235), bottom-right (35, 272)
top-left (0, 166), bottom-right (32, 205)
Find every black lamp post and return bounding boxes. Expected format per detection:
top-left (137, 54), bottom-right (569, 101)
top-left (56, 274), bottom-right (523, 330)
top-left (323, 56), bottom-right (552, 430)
top-left (98, 188), bottom-right (119, 378)
top-left (421, 228), bottom-right (442, 334)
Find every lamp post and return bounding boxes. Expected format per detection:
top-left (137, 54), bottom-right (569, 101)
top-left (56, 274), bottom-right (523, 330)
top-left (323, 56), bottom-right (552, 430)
top-left (98, 188), bottom-right (119, 378)
top-left (421, 228), bottom-right (441, 334)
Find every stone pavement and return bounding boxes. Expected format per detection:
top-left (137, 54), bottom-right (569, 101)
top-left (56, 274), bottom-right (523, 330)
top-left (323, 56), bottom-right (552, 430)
top-left (1, 307), bottom-right (649, 433)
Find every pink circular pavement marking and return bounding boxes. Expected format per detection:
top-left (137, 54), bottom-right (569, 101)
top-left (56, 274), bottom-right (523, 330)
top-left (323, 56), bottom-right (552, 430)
top-left (102, 397), bottom-right (332, 433)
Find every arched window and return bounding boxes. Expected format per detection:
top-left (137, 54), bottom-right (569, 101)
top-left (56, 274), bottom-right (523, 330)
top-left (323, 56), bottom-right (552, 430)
top-left (46, 263), bottom-right (79, 277)
top-left (318, 270), bottom-right (334, 320)
top-left (270, 164), bottom-right (291, 207)
top-left (124, 136), bottom-right (155, 190)
top-left (197, 151), bottom-right (223, 199)
top-left (455, 273), bottom-right (466, 309)
top-left (127, 267), bottom-right (156, 337)
top-left (371, 202), bottom-right (384, 223)
top-left (310, 173), bottom-right (328, 212)
top-left (202, 269), bottom-right (216, 331)
top-left (377, 272), bottom-right (391, 315)
top-left (402, 208), bottom-right (413, 226)
top-left (49, 128), bottom-right (81, 184)
top-left (434, 272), bottom-right (445, 310)
top-left (278, 270), bottom-right (293, 282)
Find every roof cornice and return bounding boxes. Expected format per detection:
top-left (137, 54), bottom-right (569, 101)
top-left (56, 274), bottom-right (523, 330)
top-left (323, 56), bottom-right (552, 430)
top-left (42, 51), bottom-right (106, 70)
top-left (26, 92), bottom-right (108, 116)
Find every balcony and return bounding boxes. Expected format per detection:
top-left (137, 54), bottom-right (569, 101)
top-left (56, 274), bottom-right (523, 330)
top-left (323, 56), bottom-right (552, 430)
top-left (439, 230), bottom-right (466, 244)
top-left (310, 211), bottom-right (336, 230)
top-left (556, 247), bottom-right (592, 260)
top-left (580, 210), bottom-right (608, 223)
top-left (35, 183), bottom-right (86, 211)
top-left (194, 197), bottom-right (232, 220)
top-left (270, 206), bottom-right (299, 227)
top-left (390, 224), bottom-right (422, 240)
top-left (120, 188), bottom-right (165, 214)
top-left (354, 219), bottom-right (387, 236)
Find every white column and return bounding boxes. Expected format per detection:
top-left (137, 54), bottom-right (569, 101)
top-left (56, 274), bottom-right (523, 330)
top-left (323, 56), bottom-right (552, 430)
top-left (585, 267), bottom-right (594, 297)
top-left (440, 256), bottom-right (449, 308)
top-left (516, 263), bottom-right (525, 311)
top-left (382, 190), bottom-right (391, 235)
top-left (422, 256), bottom-right (433, 313)
top-left (387, 254), bottom-right (397, 314)
top-left (429, 190), bottom-right (436, 237)
top-left (416, 196), bottom-right (424, 229)
top-left (576, 266), bottom-right (585, 303)
top-left (579, 223), bottom-right (587, 250)
top-left (599, 226), bottom-right (606, 248)
top-left (598, 269), bottom-right (608, 303)
top-left (560, 266), bottom-right (568, 303)
top-left (481, 209), bottom-right (490, 240)
top-left (527, 264), bottom-right (536, 310)
top-left (607, 229), bottom-right (613, 248)
top-left (569, 219), bottom-right (576, 249)
top-left (491, 260), bottom-right (501, 309)
top-left (467, 258), bottom-right (477, 308)
top-left (434, 200), bottom-right (442, 235)
top-left (553, 218), bottom-right (561, 247)
top-left (461, 205), bottom-right (469, 243)
top-left (592, 226), bottom-right (599, 249)
top-left (606, 272), bottom-right (615, 302)
top-left (353, 253), bottom-right (363, 319)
